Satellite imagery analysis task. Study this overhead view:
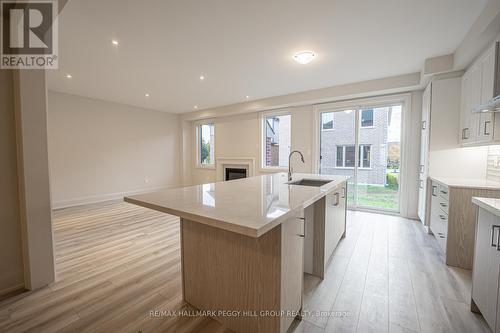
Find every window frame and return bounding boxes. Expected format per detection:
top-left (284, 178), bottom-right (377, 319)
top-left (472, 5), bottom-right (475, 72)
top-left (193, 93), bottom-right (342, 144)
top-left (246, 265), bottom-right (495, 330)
top-left (360, 109), bottom-right (374, 128)
top-left (335, 144), bottom-right (371, 169)
top-left (260, 110), bottom-right (292, 171)
top-left (320, 112), bottom-right (335, 131)
top-left (196, 122), bottom-right (216, 169)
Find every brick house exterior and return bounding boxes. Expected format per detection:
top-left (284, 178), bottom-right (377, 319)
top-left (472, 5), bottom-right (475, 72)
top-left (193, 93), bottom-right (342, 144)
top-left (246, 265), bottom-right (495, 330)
top-left (320, 107), bottom-right (395, 185)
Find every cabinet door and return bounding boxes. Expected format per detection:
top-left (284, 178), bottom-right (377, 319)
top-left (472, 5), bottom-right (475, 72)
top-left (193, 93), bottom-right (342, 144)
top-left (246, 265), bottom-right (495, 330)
top-left (420, 84), bottom-right (431, 171)
top-left (478, 45), bottom-right (496, 143)
top-left (280, 212), bottom-right (304, 332)
top-left (469, 64), bottom-right (482, 140)
top-left (336, 185), bottom-right (347, 240)
top-left (472, 208), bottom-right (500, 329)
top-left (418, 84), bottom-right (431, 223)
top-left (460, 69), bottom-right (476, 144)
top-left (417, 177), bottom-right (426, 223)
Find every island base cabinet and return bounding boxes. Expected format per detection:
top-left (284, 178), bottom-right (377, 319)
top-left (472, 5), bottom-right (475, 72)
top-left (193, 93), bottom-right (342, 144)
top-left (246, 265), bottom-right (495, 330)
top-left (472, 208), bottom-right (500, 331)
top-left (180, 210), bottom-right (304, 333)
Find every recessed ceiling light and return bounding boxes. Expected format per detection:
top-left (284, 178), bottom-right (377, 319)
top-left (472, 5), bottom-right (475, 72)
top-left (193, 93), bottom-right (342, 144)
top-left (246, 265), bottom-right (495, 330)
top-left (194, 105), bottom-right (198, 109)
top-left (145, 93), bottom-right (150, 97)
top-left (199, 75), bottom-right (205, 81)
top-left (111, 40), bottom-right (119, 46)
top-left (245, 95), bottom-right (250, 99)
top-left (65, 74), bottom-right (72, 78)
top-left (293, 51), bottom-right (316, 64)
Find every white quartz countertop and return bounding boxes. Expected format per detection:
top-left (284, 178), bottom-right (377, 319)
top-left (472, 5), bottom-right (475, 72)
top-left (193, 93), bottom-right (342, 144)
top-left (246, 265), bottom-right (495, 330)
top-left (472, 197), bottom-right (500, 217)
top-left (125, 173), bottom-right (349, 238)
top-left (430, 176), bottom-right (500, 190)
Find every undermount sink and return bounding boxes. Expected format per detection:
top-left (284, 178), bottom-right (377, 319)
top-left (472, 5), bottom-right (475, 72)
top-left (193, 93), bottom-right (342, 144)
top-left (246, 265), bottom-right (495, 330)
top-left (287, 179), bottom-right (332, 187)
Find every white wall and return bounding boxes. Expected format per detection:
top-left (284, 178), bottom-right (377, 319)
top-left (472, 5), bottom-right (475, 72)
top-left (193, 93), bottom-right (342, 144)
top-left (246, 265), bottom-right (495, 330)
top-left (0, 70), bottom-right (24, 295)
top-left (48, 91), bottom-right (181, 208)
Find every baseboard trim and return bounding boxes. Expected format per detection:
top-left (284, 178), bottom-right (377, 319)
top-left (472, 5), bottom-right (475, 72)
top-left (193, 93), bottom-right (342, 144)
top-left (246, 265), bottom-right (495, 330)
top-left (52, 186), bottom-right (173, 210)
top-left (0, 283), bottom-right (25, 299)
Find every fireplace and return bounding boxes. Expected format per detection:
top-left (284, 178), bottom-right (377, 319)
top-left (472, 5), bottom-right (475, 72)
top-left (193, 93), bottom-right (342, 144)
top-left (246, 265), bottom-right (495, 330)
top-left (225, 167), bottom-right (247, 181)
top-left (216, 158), bottom-right (255, 182)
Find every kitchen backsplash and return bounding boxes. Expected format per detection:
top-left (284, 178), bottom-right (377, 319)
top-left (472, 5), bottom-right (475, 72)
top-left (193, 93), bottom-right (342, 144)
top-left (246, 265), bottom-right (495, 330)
top-left (487, 145), bottom-right (500, 182)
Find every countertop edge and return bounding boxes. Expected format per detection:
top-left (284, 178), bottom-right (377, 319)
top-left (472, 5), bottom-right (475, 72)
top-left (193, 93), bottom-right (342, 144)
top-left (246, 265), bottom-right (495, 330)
top-left (124, 177), bottom-right (348, 238)
top-left (429, 176), bottom-right (500, 190)
top-left (472, 197), bottom-right (500, 218)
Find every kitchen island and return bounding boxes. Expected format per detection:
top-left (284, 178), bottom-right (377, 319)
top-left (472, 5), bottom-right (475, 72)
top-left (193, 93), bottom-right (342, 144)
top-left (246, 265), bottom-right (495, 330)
top-left (125, 173), bottom-right (348, 333)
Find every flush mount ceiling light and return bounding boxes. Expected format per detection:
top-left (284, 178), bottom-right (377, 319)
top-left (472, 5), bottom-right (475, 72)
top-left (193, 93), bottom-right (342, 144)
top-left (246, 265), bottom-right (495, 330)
top-left (111, 39), bottom-right (119, 46)
top-left (145, 93), bottom-right (150, 97)
top-left (65, 74), bottom-right (72, 78)
top-left (194, 105), bottom-right (198, 109)
top-left (293, 51), bottom-right (316, 64)
top-left (199, 75), bottom-right (205, 81)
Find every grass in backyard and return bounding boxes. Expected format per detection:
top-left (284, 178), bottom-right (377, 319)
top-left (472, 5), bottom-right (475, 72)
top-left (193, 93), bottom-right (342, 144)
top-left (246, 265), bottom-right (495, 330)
top-left (346, 184), bottom-right (399, 210)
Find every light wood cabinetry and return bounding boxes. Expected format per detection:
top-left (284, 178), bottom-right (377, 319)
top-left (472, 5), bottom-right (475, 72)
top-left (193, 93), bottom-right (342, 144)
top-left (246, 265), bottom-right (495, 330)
top-left (181, 209), bottom-right (304, 333)
top-left (417, 76), bottom-right (461, 226)
top-left (472, 208), bottom-right (500, 331)
top-left (429, 179), bottom-right (500, 269)
top-left (460, 42), bottom-right (500, 146)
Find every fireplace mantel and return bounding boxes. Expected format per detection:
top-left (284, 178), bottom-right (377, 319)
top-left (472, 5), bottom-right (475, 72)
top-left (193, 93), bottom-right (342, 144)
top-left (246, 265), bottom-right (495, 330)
top-left (215, 157), bottom-right (255, 182)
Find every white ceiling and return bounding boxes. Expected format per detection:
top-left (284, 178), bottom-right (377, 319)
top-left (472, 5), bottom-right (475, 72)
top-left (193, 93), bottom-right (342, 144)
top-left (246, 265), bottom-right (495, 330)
top-left (48, 0), bottom-right (488, 114)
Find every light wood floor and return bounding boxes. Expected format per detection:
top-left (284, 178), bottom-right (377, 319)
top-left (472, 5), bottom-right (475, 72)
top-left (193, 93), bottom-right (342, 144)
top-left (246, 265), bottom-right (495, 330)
top-left (0, 202), bottom-right (490, 333)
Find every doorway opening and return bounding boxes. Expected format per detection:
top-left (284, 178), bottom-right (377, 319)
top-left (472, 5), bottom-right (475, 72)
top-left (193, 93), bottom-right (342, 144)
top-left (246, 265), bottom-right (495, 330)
top-left (319, 104), bottom-right (402, 213)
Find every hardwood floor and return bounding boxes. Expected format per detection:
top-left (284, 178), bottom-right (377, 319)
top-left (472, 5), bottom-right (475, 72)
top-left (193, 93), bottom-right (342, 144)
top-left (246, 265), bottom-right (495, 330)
top-left (0, 202), bottom-right (490, 332)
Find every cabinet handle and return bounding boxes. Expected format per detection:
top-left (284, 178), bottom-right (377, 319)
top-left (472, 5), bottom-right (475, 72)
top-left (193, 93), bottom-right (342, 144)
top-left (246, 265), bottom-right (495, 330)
top-left (462, 128), bottom-right (470, 140)
top-left (432, 185), bottom-right (437, 196)
top-left (419, 165), bottom-right (424, 173)
top-left (484, 121), bottom-right (491, 135)
top-left (439, 215), bottom-right (446, 221)
top-left (298, 217), bottom-right (306, 238)
top-left (333, 193), bottom-right (340, 206)
top-left (491, 225), bottom-right (500, 247)
top-left (422, 121), bottom-right (427, 130)
top-left (341, 187), bottom-right (346, 199)
top-left (419, 180), bottom-right (424, 189)
top-left (440, 190), bottom-right (448, 195)
top-left (439, 202), bottom-right (447, 207)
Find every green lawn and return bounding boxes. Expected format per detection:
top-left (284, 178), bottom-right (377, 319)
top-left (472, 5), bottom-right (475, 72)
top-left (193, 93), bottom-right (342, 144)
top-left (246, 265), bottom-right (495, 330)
top-left (346, 183), bottom-right (399, 210)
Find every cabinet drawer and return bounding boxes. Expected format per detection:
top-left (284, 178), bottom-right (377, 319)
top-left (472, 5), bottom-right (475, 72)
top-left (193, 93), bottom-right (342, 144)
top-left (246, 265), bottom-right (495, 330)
top-left (437, 184), bottom-right (449, 200)
top-left (437, 196), bottom-right (449, 215)
top-left (430, 204), bottom-right (447, 253)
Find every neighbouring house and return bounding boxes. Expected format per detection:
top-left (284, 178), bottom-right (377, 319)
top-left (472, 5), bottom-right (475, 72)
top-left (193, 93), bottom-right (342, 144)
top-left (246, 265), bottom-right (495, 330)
top-left (320, 107), bottom-right (401, 186)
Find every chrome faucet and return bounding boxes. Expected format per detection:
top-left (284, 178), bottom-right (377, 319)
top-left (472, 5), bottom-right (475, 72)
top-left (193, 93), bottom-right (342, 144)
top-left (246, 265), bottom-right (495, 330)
top-left (288, 150), bottom-right (305, 181)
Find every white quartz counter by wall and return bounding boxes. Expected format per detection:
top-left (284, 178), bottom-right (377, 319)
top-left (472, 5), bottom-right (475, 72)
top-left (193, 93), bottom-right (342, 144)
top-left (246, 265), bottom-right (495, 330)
top-left (472, 197), bottom-right (500, 218)
top-left (430, 176), bottom-right (500, 190)
top-left (125, 173), bottom-right (349, 237)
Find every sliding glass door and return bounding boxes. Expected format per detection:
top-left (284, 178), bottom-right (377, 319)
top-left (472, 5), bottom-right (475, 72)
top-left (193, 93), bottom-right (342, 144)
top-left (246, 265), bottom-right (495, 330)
top-left (319, 104), bottom-right (402, 213)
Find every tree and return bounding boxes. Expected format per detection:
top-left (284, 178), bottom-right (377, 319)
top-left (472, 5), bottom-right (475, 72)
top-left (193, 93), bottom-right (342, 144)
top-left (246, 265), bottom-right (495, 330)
top-left (201, 139), bottom-right (211, 164)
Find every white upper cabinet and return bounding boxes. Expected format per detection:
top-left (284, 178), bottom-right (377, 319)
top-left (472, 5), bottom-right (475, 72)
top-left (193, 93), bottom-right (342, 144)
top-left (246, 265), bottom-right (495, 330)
top-left (460, 42), bottom-right (500, 146)
top-left (478, 46), bottom-right (496, 143)
top-left (460, 66), bottom-right (479, 144)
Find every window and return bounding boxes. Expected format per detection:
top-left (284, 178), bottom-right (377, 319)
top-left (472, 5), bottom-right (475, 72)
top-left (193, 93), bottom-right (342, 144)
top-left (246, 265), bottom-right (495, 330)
top-left (335, 145), bottom-right (371, 168)
top-left (321, 112), bottom-right (334, 130)
top-left (359, 145), bottom-right (371, 168)
top-left (198, 123), bottom-right (214, 166)
top-left (263, 113), bottom-right (291, 167)
top-left (360, 109), bottom-right (374, 127)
